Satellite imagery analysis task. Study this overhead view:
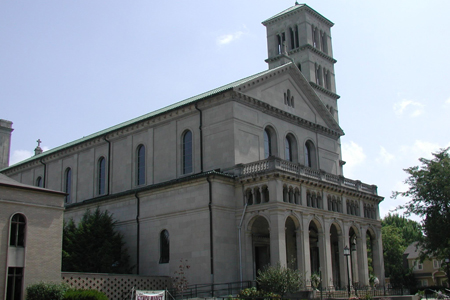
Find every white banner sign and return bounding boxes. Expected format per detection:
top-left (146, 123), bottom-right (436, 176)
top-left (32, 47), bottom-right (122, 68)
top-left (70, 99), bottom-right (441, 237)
top-left (135, 290), bottom-right (165, 300)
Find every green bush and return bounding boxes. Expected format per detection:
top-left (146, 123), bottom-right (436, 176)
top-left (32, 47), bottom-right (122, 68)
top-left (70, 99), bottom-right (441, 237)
top-left (63, 289), bottom-right (108, 300)
top-left (26, 282), bottom-right (68, 300)
top-left (256, 263), bottom-right (303, 297)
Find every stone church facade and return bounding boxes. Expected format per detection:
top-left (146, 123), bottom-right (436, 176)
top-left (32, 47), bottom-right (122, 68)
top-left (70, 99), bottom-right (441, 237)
top-left (1, 4), bottom-right (384, 289)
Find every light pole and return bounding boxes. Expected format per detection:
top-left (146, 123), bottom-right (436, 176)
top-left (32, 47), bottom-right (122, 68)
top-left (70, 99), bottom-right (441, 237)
top-left (344, 245), bottom-right (351, 297)
top-left (445, 258), bottom-right (450, 287)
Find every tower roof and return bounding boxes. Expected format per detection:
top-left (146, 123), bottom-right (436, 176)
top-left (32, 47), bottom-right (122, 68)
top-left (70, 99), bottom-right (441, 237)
top-left (262, 3), bottom-right (334, 27)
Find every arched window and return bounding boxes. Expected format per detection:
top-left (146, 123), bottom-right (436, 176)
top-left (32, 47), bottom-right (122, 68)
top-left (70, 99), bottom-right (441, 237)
top-left (182, 130), bottom-right (193, 174)
top-left (264, 129), bottom-right (271, 158)
top-left (65, 168), bottom-right (72, 204)
top-left (262, 186), bottom-right (269, 203)
top-left (159, 230), bottom-right (170, 263)
top-left (246, 189), bottom-right (253, 205)
top-left (98, 157), bottom-right (106, 195)
top-left (304, 140), bottom-right (317, 169)
top-left (285, 134), bottom-right (298, 162)
top-left (10, 214), bottom-right (26, 247)
top-left (35, 176), bottom-right (42, 188)
top-left (264, 126), bottom-right (277, 159)
top-left (136, 145), bottom-right (145, 185)
top-left (255, 188), bottom-right (261, 204)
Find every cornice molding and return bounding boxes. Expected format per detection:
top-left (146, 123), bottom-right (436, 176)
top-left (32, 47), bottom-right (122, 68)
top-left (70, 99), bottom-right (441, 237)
top-left (232, 91), bottom-right (342, 139)
top-left (265, 44), bottom-right (336, 65)
top-left (309, 82), bottom-right (340, 100)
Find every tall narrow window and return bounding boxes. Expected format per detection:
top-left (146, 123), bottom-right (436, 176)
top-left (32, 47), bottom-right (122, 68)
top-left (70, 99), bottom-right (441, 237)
top-left (289, 27), bottom-right (295, 50)
top-left (6, 267), bottom-right (23, 300)
top-left (98, 157), bottom-right (106, 195)
top-left (294, 25), bottom-right (299, 48)
top-left (183, 130), bottom-right (193, 174)
top-left (10, 214), bottom-right (26, 247)
top-left (35, 176), bottom-right (42, 187)
top-left (65, 168), bottom-right (72, 204)
top-left (136, 145), bottom-right (145, 185)
top-left (304, 140), bottom-right (316, 168)
top-left (159, 230), bottom-right (170, 263)
top-left (264, 129), bottom-right (271, 158)
top-left (285, 137), bottom-right (292, 162)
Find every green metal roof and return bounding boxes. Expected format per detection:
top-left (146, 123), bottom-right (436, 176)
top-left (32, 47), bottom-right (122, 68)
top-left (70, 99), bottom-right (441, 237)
top-left (262, 4), bottom-right (333, 26)
top-left (2, 67), bottom-right (281, 171)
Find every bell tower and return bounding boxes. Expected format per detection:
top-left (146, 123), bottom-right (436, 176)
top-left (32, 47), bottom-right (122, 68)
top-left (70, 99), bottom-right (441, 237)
top-left (262, 4), bottom-right (340, 122)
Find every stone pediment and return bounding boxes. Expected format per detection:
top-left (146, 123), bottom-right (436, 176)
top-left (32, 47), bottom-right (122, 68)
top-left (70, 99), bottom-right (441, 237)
top-left (233, 63), bottom-right (343, 136)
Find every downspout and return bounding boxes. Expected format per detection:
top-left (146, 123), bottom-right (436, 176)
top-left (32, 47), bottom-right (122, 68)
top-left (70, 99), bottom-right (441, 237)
top-left (206, 176), bottom-right (214, 289)
top-left (103, 135), bottom-right (111, 196)
top-left (195, 103), bottom-right (204, 173)
top-left (39, 159), bottom-right (46, 188)
top-left (135, 192), bottom-right (140, 274)
top-left (238, 184), bottom-right (248, 285)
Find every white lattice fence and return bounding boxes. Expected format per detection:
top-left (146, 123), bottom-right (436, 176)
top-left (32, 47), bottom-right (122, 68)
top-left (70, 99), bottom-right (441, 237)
top-left (62, 272), bottom-right (172, 300)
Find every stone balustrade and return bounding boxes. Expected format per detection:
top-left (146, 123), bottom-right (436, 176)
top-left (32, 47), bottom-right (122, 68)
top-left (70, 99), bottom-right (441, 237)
top-left (235, 157), bottom-right (378, 195)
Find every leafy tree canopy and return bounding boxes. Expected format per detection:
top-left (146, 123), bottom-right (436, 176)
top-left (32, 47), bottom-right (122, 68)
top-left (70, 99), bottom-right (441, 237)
top-left (381, 213), bottom-right (422, 287)
top-left (392, 148), bottom-right (450, 261)
top-left (62, 208), bottom-right (133, 274)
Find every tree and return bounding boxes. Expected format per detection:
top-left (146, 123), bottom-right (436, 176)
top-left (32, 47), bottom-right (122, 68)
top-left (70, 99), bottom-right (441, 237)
top-left (62, 208), bottom-right (133, 273)
top-left (382, 213), bottom-right (423, 245)
top-left (393, 148), bottom-right (450, 284)
top-left (381, 214), bottom-right (422, 287)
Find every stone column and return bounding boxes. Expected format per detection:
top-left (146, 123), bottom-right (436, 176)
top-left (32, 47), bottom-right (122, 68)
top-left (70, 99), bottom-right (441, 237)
top-left (302, 217), bottom-right (311, 286)
top-left (339, 224), bottom-right (349, 289)
top-left (322, 220), bottom-right (333, 288)
top-left (244, 230), bottom-right (253, 280)
top-left (270, 210), bottom-right (287, 267)
top-left (356, 231), bottom-right (369, 286)
top-left (295, 228), bottom-right (304, 273)
top-left (373, 227), bottom-right (385, 284)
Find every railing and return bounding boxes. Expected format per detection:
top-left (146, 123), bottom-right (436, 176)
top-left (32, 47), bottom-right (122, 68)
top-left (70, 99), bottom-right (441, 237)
top-left (182, 284), bottom-right (413, 300)
top-left (167, 280), bottom-right (254, 299)
top-left (236, 158), bottom-right (378, 195)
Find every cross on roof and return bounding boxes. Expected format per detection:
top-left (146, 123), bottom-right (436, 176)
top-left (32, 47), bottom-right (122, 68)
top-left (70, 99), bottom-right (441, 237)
top-left (37, 139), bottom-right (42, 147)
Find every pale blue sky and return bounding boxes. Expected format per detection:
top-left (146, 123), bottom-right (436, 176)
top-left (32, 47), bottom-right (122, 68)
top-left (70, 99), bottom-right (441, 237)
top-left (2, 0), bottom-right (450, 220)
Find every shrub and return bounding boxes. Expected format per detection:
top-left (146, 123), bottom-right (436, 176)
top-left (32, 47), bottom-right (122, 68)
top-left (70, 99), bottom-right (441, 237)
top-left (26, 282), bottom-right (68, 300)
top-left (236, 287), bottom-right (280, 299)
top-left (63, 289), bottom-right (108, 300)
top-left (256, 263), bottom-right (303, 297)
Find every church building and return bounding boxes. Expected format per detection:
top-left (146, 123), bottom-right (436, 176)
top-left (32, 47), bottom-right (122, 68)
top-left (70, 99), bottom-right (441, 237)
top-left (1, 4), bottom-right (385, 289)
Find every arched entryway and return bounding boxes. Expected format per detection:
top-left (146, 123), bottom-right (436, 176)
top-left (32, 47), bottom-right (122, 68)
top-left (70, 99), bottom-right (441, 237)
top-left (309, 221), bottom-right (321, 275)
top-left (285, 217), bottom-right (297, 269)
top-left (251, 216), bottom-right (270, 276)
top-left (330, 223), bottom-right (342, 288)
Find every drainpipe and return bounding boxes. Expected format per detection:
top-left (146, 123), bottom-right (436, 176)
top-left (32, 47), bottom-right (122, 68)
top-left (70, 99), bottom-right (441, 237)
top-left (206, 175), bottom-right (214, 290)
top-left (195, 103), bottom-right (204, 173)
top-left (39, 159), bottom-right (46, 188)
top-left (135, 192), bottom-right (140, 274)
top-left (238, 184), bottom-right (248, 285)
top-left (103, 135), bottom-right (111, 196)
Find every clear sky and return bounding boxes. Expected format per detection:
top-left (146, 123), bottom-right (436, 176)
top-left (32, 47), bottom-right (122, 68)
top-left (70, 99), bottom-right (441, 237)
top-left (2, 0), bottom-right (450, 220)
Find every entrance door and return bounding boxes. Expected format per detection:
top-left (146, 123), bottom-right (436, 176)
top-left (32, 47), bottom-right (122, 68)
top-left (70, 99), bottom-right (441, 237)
top-left (255, 245), bottom-right (270, 275)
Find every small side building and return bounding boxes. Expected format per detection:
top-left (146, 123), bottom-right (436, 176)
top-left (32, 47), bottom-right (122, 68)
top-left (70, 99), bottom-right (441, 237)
top-left (403, 242), bottom-right (448, 287)
top-left (0, 173), bottom-right (65, 300)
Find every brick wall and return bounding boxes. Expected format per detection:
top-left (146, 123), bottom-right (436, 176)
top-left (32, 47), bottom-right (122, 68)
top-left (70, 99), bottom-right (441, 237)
top-left (62, 272), bottom-right (172, 300)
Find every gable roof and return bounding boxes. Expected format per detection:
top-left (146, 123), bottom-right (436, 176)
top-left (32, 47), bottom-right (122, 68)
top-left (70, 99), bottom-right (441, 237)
top-left (0, 173), bottom-right (65, 195)
top-left (2, 62), bottom-right (343, 172)
top-left (262, 4), bottom-right (334, 27)
top-left (1, 66), bottom-right (283, 171)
